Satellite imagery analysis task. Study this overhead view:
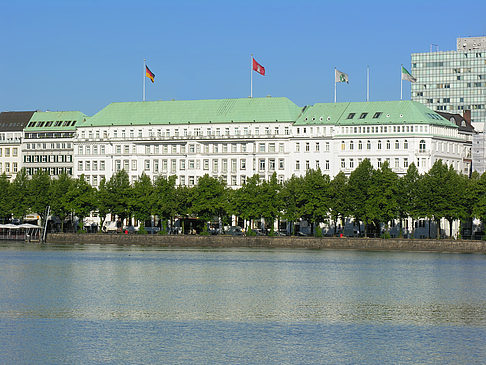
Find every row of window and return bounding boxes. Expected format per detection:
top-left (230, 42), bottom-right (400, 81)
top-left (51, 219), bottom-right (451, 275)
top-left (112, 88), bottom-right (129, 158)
top-left (24, 155), bottom-right (73, 163)
top-left (27, 120), bottom-right (77, 128)
top-left (25, 142), bottom-right (72, 150)
top-left (25, 167), bottom-right (73, 176)
top-left (25, 132), bottom-right (74, 139)
top-left (80, 125), bottom-right (292, 140)
top-left (0, 147), bottom-right (18, 157)
top-left (338, 139), bottom-right (425, 151)
top-left (0, 162), bottom-right (18, 174)
top-left (340, 124), bottom-right (427, 134)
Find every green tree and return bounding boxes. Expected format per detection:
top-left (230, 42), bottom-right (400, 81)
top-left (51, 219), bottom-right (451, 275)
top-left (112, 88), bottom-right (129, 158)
top-left (256, 173), bottom-right (282, 233)
top-left (49, 172), bottom-right (73, 232)
top-left (10, 169), bottom-right (30, 219)
top-left (28, 170), bottom-right (51, 220)
top-left (106, 170), bottom-right (132, 226)
top-left (96, 177), bottom-right (111, 229)
top-left (190, 174), bottom-right (227, 227)
top-left (131, 173), bottom-right (155, 226)
top-left (346, 159), bottom-right (375, 236)
top-left (231, 174), bottom-right (261, 231)
top-left (328, 171), bottom-right (348, 235)
top-left (299, 169), bottom-right (330, 235)
top-left (367, 161), bottom-right (399, 234)
top-left (153, 175), bottom-right (178, 232)
top-left (66, 175), bottom-right (95, 232)
top-left (280, 175), bottom-right (304, 235)
top-left (0, 173), bottom-right (12, 222)
top-left (473, 172), bottom-right (486, 231)
top-left (397, 163), bottom-right (421, 237)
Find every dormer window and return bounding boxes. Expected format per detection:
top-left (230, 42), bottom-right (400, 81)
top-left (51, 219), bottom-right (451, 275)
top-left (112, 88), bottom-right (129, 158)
top-left (373, 112), bottom-right (382, 118)
top-left (359, 113), bottom-right (368, 119)
top-left (347, 113), bottom-right (355, 119)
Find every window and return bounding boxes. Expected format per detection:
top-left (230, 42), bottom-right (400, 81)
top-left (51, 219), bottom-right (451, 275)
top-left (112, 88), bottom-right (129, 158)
top-left (325, 160), bottom-right (330, 170)
top-left (180, 160), bottom-right (186, 170)
top-left (305, 160), bottom-right (310, 170)
top-left (419, 140), bottom-right (426, 152)
top-left (358, 140), bottom-right (363, 150)
top-left (373, 112), bottom-right (382, 119)
top-left (395, 140), bottom-right (400, 149)
top-left (100, 161), bottom-right (105, 171)
top-left (347, 113), bottom-right (355, 119)
top-left (269, 159), bottom-right (276, 171)
top-left (295, 143), bottom-right (300, 152)
top-left (325, 142), bottom-right (330, 152)
top-left (78, 161), bottom-right (83, 171)
top-left (386, 140), bottom-right (391, 150)
top-left (377, 140), bottom-right (382, 150)
top-left (278, 158), bottom-right (284, 170)
top-left (395, 158), bottom-right (399, 168)
top-left (349, 141), bottom-right (354, 150)
top-left (295, 160), bottom-right (300, 170)
top-left (341, 159), bottom-right (345, 168)
top-left (359, 113), bottom-right (368, 119)
top-left (240, 159), bottom-right (246, 170)
top-left (404, 140), bottom-right (408, 149)
top-left (404, 158), bottom-right (409, 168)
top-left (315, 142), bottom-right (320, 152)
top-left (367, 140), bottom-right (371, 150)
top-left (305, 142), bottom-right (310, 152)
top-left (377, 158), bottom-right (382, 168)
top-left (341, 141), bottom-right (345, 151)
top-left (203, 159), bottom-right (209, 170)
top-left (349, 159), bottom-right (354, 168)
top-left (259, 159), bottom-right (266, 171)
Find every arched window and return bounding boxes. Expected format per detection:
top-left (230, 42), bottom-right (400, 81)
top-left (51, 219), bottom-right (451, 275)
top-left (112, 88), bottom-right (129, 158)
top-left (404, 140), bottom-right (408, 149)
top-left (377, 140), bottom-right (382, 150)
top-left (367, 140), bottom-right (371, 150)
top-left (386, 140), bottom-right (391, 149)
top-left (419, 140), bottom-right (426, 152)
top-left (395, 140), bottom-right (400, 149)
top-left (358, 140), bottom-right (363, 150)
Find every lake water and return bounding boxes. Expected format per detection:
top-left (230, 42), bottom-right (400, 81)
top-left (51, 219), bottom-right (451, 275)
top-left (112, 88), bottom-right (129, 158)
top-left (0, 243), bottom-right (485, 364)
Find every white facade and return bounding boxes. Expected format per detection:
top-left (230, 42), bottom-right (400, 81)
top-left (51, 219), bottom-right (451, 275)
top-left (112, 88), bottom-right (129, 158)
top-left (73, 103), bottom-right (471, 187)
top-left (0, 131), bottom-right (22, 179)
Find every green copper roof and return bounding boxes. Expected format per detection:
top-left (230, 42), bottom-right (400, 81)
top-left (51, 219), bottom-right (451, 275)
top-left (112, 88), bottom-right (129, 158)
top-left (84, 97), bottom-right (302, 127)
top-left (295, 100), bottom-right (457, 128)
top-left (25, 111), bottom-right (87, 131)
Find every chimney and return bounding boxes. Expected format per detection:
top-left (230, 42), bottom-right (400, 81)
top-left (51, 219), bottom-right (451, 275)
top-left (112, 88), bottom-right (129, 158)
top-left (463, 110), bottom-right (471, 124)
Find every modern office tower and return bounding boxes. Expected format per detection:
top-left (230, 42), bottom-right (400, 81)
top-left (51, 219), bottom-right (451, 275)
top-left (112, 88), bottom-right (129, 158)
top-left (0, 111), bottom-right (36, 180)
top-left (22, 111), bottom-right (87, 177)
top-left (411, 36), bottom-right (486, 132)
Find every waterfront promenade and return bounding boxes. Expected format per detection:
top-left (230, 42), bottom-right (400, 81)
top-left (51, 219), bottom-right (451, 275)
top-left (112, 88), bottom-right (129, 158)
top-left (47, 233), bottom-right (486, 253)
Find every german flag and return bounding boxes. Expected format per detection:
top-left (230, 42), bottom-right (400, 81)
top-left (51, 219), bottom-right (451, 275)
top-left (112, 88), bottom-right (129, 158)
top-left (146, 65), bottom-right (155, 83)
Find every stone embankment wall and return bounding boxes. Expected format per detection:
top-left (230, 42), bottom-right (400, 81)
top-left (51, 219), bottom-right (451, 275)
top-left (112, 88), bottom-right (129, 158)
top-left (47, 233), bottom-right (486, 253)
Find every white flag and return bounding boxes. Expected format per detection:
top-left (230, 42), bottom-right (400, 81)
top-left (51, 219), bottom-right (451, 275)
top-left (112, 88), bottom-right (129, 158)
top-left (401, 66), bottom-right (417, 83)
top-left (335, 69), bottom-right (349, 83)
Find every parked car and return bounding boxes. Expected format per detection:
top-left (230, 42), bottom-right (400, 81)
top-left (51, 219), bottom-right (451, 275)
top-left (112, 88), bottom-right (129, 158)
top-left (226, 226), bottom-right (243, 235)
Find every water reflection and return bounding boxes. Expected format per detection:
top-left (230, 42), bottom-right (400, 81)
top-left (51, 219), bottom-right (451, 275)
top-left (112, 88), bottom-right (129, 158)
top-left (1, 246), bottom-right (485, 326)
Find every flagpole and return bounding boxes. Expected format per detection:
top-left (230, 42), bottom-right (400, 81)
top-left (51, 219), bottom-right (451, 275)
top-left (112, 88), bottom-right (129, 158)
top-left (143, 59), bottom-right (146, 102)
top-left (366, 65), bottom-right (370, 102)
top-left (250, 54), bottom-right (253, 98)
top-left (334, 68), bottom-right (337, 103)
top-left (400, 64), bottom-right (403, 101)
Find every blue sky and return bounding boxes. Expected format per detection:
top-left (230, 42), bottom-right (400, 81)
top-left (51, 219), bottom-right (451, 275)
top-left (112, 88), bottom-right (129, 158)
top-left (1, 0), bottom-right (485, 116)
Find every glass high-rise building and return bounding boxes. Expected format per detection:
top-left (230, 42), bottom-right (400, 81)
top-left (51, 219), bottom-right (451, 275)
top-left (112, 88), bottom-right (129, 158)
top-left (411, 36), bottom-right (486, 132)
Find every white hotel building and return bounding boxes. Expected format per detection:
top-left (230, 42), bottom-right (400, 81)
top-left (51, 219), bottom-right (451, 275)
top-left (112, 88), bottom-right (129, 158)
top-left (73, 97), bottom-right (472, 187)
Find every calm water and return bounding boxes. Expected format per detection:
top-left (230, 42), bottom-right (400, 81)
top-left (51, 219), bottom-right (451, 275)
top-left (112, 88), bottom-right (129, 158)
top-left (0, 243), bottom-right (485, 364)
